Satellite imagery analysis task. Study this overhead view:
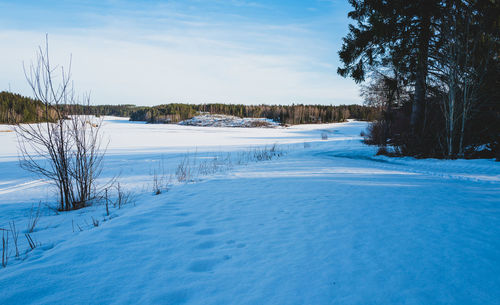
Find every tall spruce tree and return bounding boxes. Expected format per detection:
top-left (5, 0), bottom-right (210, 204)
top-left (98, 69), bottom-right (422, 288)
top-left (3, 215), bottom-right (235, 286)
top-left (338, 0), bottom-right (440, 131)
top-left (339, 0), bottom-right (499, 159)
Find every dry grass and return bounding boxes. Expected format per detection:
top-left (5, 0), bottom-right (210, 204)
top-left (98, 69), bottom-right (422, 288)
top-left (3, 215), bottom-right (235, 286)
top-left (26, 202), bottom-right (41, 233)
top-left (173, 144), bottom-right (284, 184)
top-left (9, 222), bottom-right (19, 258)
top-left (1, 229), bottom-right (8, 267)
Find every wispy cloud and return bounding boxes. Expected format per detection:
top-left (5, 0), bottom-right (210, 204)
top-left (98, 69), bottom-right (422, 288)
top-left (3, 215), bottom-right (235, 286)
top-left (0, 0), bottom-right (360, 105)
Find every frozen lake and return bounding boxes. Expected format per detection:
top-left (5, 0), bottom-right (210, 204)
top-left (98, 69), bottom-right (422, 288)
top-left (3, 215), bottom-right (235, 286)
top-left (0, 117), bottom-right (499, 304)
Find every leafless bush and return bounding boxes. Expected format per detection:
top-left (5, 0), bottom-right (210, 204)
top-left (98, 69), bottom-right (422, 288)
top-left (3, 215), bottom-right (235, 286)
top-left (68, 98), bottom-right (105, 209)
top-left (152, 170), bottom-right (162, 195)
top-left (114, 183), bottom-right (132, 209)
top-left (376, 146), bottom-right (389, 156)
top-left (151, 156), bottom-right (170, 195)
top-left (152, 170), bottom-right (171, 195)
top-left (253, 144), bottom-right (282, 161)
top-left (9, 222), bottom-right (19, 258)
top-left (27, 202), bottom-right (41, 233)
top-left (363, 120), bottom-right (388, 145)
top-left (15, 36), bottom-right (106, 211)
top-left (173, 145), bottom-right (284, 184)
top-left (196, 153), bottom-right (233, 177)
top-left (91, 217), bottom-right (99, 227)
top-left (235, 150), bottom-right (255, 165)
top-left (176, 155), bottom-right (193, 182)
top-left (197, 157), bottom-right (216, 176)
top-left (321, 132), bottom-right (328, 140)
top-left (163, 174), bottom-right (173, 192)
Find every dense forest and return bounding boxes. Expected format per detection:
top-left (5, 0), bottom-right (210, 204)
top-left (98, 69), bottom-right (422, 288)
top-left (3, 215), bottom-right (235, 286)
top-left (339, 0), bottom-right (499, 159)
top-left (128, 103), bottom-right (380, 125)
top-left (0, 91), bottom-right (57, 124)
top-left (0, 91), bottom-right (380, 125)
top-left (63, 104), bottom-right (141, 118)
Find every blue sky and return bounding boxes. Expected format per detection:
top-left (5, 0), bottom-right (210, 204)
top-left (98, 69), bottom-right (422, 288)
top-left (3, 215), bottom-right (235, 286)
top-left (0, 0), bottom-right (361, 106)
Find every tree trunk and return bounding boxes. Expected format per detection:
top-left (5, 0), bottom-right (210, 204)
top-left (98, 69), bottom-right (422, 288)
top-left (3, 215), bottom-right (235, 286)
top-left (410, 13), bottom-right (432, 131)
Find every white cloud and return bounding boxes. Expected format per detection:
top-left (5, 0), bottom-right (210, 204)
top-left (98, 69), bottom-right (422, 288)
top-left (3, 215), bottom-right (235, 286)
top-left (0, 13), bottom-right (360, 106)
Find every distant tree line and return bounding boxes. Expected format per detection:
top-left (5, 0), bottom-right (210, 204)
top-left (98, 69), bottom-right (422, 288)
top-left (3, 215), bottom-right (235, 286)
top-left (339, 0), bottom-right (499, 159)
top-left (129, 104), bottom-right (198, 123)
top-left (0, 91), bottom-right (57, 123)
top-left (127, 103), bottom-right (380, 125)
top-left (0, 90), bottom-right (380, 125)
top-left (63, 104), bottom-right (141, 118)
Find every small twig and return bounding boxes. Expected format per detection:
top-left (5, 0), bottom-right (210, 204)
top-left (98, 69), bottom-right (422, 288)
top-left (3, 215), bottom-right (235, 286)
top-left (25, 233), bottom-right (36, 250)
top-left (9, 221), bottom-right (19, 258)
top-left (2, 229), bottom-right (9, 267)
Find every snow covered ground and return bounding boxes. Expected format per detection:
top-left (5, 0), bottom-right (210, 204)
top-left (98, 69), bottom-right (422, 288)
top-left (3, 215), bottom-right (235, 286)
top-left (0, 117), bottom-right (499, 304)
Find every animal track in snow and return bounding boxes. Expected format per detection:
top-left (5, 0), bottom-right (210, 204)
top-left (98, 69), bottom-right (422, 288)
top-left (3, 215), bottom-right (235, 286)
top-left (174, 220), bottom-right (196, 227)
top-left (195, 241), bottom-right (217, 250)
top-left (188, 258), bottom-right (220, 272)
top-left (195, 228), bottom-right (216, 235)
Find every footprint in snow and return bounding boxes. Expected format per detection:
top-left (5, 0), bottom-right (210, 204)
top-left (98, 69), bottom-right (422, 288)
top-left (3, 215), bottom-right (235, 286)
top-left (195, 228), bottom-right (216, 235)
top-left (158, 289), bottom-right (190, 305)
top-left (188, 258), bottom-right (220, 272)
top-left (195, 241), bottom-right (217, 250)
top-left (174, 220), bottom-right (196, 227)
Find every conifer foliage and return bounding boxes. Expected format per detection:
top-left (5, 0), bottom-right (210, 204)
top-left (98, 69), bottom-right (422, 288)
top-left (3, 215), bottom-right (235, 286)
top-left (339, 0), bottom-right (500, 159)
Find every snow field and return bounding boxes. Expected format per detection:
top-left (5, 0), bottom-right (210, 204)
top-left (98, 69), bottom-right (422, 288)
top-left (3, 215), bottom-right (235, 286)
top-left (0, 117), bottom-right (499, 304)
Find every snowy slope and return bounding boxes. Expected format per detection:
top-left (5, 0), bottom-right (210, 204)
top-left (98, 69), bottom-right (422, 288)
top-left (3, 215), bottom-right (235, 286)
top-left (0, 117), bottom-right (499, 305)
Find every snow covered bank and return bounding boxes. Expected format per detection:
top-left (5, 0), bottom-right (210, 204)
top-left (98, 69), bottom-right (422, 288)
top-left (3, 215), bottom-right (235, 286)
top-left (0, 117), bottom-right (499, 304)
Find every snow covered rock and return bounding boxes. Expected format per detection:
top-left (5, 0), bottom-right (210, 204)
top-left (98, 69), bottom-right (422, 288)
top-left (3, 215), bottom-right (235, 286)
top-left (179, 114), bottom-right (279, 128)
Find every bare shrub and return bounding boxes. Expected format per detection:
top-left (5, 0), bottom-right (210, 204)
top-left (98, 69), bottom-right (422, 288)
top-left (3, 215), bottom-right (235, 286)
top-left (376, 146), bottom-right (389, 156)
top-left (321, 132), bottom-right (328, 140)
top-left (152, 170), bottom-right (162, 195)
top-left (151, 156), bottom-right (170, 195)
top-left (196, 153), bottom-right (233, 177)
top-left (152, 170), bottom-right (172, 195)
top-left (253, 144), bottom-right (282, 161)
top-left (173, 145), bottom-right (283, 185)
top-left (196, 158), bottom-right (211, 176)
top-left (363, 120), bottom-right (388, 145)
top-left (114, 183), bottom-right (132, 209)
top-left (15, 36), bottom-right (106, 211)
top-left (235, 151), bottom-right (248, 165)
top-left (91, 217), bottom-right (99, 227)
top-left (176, 155), bottom-right (192, 182)
top-left (68, 99), bottom-right (106, 209)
